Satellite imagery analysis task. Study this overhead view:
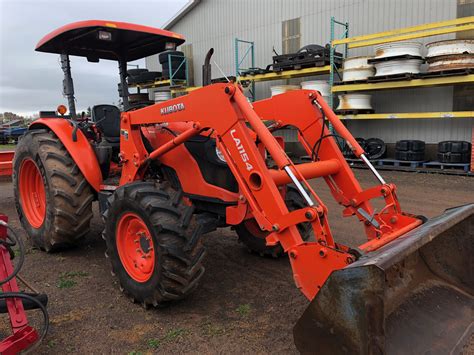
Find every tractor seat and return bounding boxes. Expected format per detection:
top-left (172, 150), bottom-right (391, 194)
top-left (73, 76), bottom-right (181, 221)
top-left (91, 104), bottom-right (121, 144)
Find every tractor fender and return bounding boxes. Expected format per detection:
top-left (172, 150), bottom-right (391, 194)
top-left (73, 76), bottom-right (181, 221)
top-left (29, 118), bottom-right (102, 191)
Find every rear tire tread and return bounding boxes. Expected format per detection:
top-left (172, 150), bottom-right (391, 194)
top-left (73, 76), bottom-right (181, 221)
top-left (13, 129), bottom-right (94, 251)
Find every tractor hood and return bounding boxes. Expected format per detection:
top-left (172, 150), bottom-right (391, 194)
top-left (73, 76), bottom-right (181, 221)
top-left (35, 20), bottom-right (185, 62)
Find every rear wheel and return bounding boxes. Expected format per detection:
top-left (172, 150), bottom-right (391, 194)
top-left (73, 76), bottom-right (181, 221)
top-left (13, 129), bottom-right (94, 251)
top-left (235, 186), bottom-right (313, 257)
top-left (103, 181), bottom-right (206, 307)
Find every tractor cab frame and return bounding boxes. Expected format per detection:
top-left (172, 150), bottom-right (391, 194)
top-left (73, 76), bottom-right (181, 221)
top-left (35, 20), bottom-right (185, 114)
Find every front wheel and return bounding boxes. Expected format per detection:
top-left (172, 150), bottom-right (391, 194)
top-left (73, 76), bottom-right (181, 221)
top-left (103, 181), bottom-right (206, 307)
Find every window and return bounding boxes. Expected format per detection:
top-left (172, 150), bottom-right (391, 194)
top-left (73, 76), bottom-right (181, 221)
top-left (180, 44), bottom-right (194, 86)
top-left (282, 18), bottom-right (301, 54)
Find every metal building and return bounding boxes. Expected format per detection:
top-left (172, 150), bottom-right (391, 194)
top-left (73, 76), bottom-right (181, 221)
top-left (146, 0), bottom-right (473, 144)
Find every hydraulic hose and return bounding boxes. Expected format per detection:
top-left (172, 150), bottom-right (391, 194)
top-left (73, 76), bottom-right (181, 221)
top-left (0, 220), bottom-right (25, 286)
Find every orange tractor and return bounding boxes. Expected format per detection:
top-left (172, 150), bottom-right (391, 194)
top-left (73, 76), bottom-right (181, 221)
top-left (13, 21), bottom-right (473, 353)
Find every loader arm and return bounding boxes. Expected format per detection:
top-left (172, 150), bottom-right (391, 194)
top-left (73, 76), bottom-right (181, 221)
top-left (252, 91), bottom-right (423, 243)
top-left (119, 83), bottom-right (422, 300)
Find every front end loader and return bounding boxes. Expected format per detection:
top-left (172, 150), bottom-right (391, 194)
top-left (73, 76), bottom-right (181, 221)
top-left (12, 20), bottom-right (473, 353)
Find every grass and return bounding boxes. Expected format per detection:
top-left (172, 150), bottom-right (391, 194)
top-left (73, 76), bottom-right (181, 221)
top-left (57, 278), bottom-right (77, 289)
top-left (147, 328), bottom-right (187, 349)
top-left (0, 144), bottom-right (16, 151)
top-left (236, 304), bottom-right (251, 317)
top-left (57, 271), bottom-right (89, 289)
top-left (147, 338), bottom-right (161, 349)
top-left (201, 322), bottom-right (226, 337)
top-left (162, 328), bottom-right (186, 342)
top-left (46, 340), bottom-right (57, 348)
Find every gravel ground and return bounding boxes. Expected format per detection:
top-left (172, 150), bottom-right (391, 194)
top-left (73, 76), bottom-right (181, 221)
top-left (0, 169), bottom-right (472, 353)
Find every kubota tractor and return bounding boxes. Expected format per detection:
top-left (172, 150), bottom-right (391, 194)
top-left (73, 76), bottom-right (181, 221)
top-left (13, 21), bottom-right (473, 353)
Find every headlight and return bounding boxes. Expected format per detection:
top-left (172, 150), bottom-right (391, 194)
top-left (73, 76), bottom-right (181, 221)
top-left (215, 146), bottom-right (227, 163)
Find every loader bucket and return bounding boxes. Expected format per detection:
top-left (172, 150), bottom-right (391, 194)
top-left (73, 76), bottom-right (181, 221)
top-left (294, 203), bottom-right (474, 355)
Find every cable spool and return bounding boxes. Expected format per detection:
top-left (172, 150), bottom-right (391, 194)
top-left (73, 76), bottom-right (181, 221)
top-left (343, 56), bottom-right (375, 82)
top-left (301, 81), bottom-right (330, 102)
top-left (343, 67), bottom-right (375, 81)
top-left (374, 59), bottom-right (423, 76)
top-left (154, 90), bottom-right (172, 103)
top-left (426, 39), bottom-right (474, 58)
top-left (374, 42), bottom-right (423, 59)
top-left (336, 94), bottom-right (372, 110)
top-left (426, 40), bottom-right (474, 72)
top-left (343, 56), bottom-right (373, 70)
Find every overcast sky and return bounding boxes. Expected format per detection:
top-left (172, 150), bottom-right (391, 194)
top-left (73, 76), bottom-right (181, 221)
top-left (0, 0), bottom-right (187, 116)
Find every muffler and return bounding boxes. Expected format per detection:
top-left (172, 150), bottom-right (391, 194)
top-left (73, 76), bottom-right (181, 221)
top-left (294, 203), bottom-right (474, 354)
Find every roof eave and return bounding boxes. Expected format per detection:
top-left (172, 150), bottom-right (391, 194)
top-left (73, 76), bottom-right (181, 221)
top-left (163, 0), bottom-right (201, 30)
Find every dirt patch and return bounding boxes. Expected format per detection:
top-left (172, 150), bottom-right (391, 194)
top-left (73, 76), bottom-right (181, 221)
top-left (0, 169), bottom-right (472, 353)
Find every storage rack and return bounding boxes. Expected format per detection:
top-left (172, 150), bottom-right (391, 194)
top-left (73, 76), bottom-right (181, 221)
top-left (330, 16), bottom-right (474, 172)
top-left (234, 38), bottom-right (332, 101)
top-left (128, 55), bottom-right (189, 90)
top-left (330, 16), bottom-right (474, 121)
top-left (329, 17), bottom-right (349, 108)
top-left (338, 111), bottom-right (474, 120)
top-left (235, 38), bottom-right (256, 100)
top-left (239, 65), bottom-right (331, 82)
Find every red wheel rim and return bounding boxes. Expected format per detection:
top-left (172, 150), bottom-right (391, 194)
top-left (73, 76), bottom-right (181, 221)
top-left (19, 159), bottom-right (46, 228)
top-left (116, 213), bottom-right (155, 283)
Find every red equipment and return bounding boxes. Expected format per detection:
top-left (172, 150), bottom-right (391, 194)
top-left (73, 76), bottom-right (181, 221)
top-left (0, 215), bottom-right (48, 354)
top-left (12, 20), bottom-right (473, 353)
top-left (0, 151), bottom-right (14, 177)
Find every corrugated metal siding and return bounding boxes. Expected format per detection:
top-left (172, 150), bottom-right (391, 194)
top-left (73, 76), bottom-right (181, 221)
top-left (148, 0), bottom-right (472, 143)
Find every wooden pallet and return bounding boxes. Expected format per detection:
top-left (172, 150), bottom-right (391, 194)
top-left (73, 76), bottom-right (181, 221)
top-left (346, 157), bottom-right (473, 176)
top-left (333, 78), bottom-right (369, 86)
top-left (345, 158), bottom-right (376, 166)
top-left (368, 54), bottom-right (424, 64)
top-left (240, 68), bottom-right (272, 77)
top-left (422, 161), bottom-right (470, 172)
top-left (273, 58), bottom-right (340, 72)
top-left (367, 73), bottom-right (417, 83)
top-left (336, 109), bottom-right (375, 115)
top-left (376, 159), bottom-right (425, 168)
top-left (417, 68), bottom-right (474, 79)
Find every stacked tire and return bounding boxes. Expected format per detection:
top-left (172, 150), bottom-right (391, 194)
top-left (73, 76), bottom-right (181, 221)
top-left (395, 140), bottom-right (425, 161)
top-left (343, 137), bottom-right (386, 160)
top-left (343, 138), bottom-right (367, 158)
top-left (437, 141), bottom-right (471, 164)
top-left (127, 69), bottom-right (161, 85)
top-left (364, 138), bottom-right (386, 160)
top-left (159, 51), bottom-right (186, 80)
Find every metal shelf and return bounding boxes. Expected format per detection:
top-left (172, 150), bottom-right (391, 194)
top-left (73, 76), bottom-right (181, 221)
top-left (130, 79), bottom-right (189, 90)
top-left (338, 111), bottom-right (474, 120)
top-left (171, 86), bottom-right (201, 94)
top-left (332, 16), bottom-right (474, 49)
top-left (129, 55), bottom-right (189, 90)
top-left (331, 74), bottom-right (474, 93)
top-left (239, 65), bottom-right (331, 83)
top-left (129, 79), bottom-right (171, 89)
